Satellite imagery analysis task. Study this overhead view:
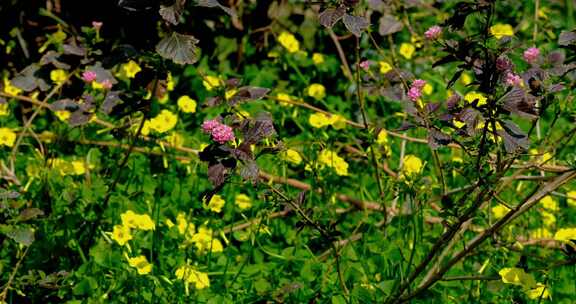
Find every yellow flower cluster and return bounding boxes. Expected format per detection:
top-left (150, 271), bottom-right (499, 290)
top-left (276, 93), bottom-right (297, 107)
top-left (499, 267), bottom-right (549, 299)
top-left (177, 95), bottom-right (197, 113)
top-left (175, 265), bottom-right (210, 289)
top-left (166, 213), bottom-right (224, 254)
top-left (490, 24), bottom-right (514, 39)
top-left (49, 158), bottom-right (93, 176)
top-left (554, 227), bottom-right (576, 243)
top-left (308, 113), bottom-right (346, 129)
top-left (0, 128), bottom-right (17, 147)
top-left (317, 149), bottom-right (349, 176)
top-left (111, 210), bottom-right (155, 246)
top-left (127, 255), bottom-right (152, 275)
top-left (278, 32), bottom-right (300, 53)
top-left (306, 83), bottom-right (326, 100)
top-left (379, 61), bottom-right (392, 74)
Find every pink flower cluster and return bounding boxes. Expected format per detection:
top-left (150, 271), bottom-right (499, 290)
top-left (202, 119), bottom-right (235, 144)
top-left (523, 47), bottom-right (540, 64)
top-left (424, 26), bottom-right (442, 40)
top-left (408, 79), bottom-right (426, 102)
top-left (359, 60), bottom-right (371, 71)
top-left (505, 72), bottom-right (522, 86)
top-left (82, 71), bottom-right (97, 82)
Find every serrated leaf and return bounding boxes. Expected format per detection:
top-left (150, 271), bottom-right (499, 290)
top-left (11, 64), bottom-right (50, 92)
top-left (156, 32), bottom-right (200, 65)
top-left (498, 120), bottom-right (529, 154)
top-left (160, 0), bottom-right (187, 25)
top-left (101, 91), bottom-right (123, 115)
top-left (378, 14), bottom-right (403, 36)
top-left (428, 129), bottom-right (452, 149)
top-left (241, 112), bottom-right (276, 145)
top-left (196, 0), bottom-right (234, 17)
top-left (228, 86), bottom-right (270, 106)
top-left (319, 6), bottom-right (346, 28)
top-left (501, 87), bottom-right (538, 120)
top-left (343, 14), bottom-right (369, 37)
top-left (208, 163), bottom-right (228, 187)
top-left (63, 44), bottom-right (86, 56)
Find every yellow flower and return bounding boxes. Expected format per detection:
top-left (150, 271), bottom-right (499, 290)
top-left (423, 83), bottom-right (433, 95)
top-left (111, 225), bottom-right (132, 246)
top-left (490, 24), bottom-right (514, 39)
top-left (191, 226), bottom-right (224, 253)
top-left (464, 91), bottom-right (487, 106)
top-left (539, 195), bottom-right (558, 211)
top-left (225, 89), bottom-right (237, 100)
top-left (235, 194), bottom-right (252, 210)
top-left (278, 32), bottom-right (300, 53)
top-left (0, 103), bottom-right (9, 116)
top-left (309, 113), bottom-right (332, 128)
top-left (492, 205), bottom-right (510, 219)
top-left (541, 211), bottom-right (556, 227)
top-left (127, 255), bottom-right (152, 275)
top-left (122, 60), bottom-right (141, 78)
top-left (177, 95), bottom-right (197, 113)
top-left (121, 210), bottom-right (155, 230)
top-left (55, 110), bottom-right (71, 122)
top-left (282, 149), bottom-right (302, 165)
top-left (498, 267), bottom-right (536, 288)
top-left (318, 150), bottom-right (349, 176)
top-left (461, 73), bottom-right (473, 85)
top-left (166, 72), bottom-right (175, 91)
top-left (205, 194), bottom-right (225, 213)
top-left (149, 110), bottom-right (178, 133)
top-left (3, 78), bottom-right (22, 96)
top-left (307, 83), bottom-right (326, 100)
top-left (276, 93), bottom-right (295, 107)
top-left (399, 43), bottom-right (416, 59)
top-left (402, 155), bottom-right (423, 176)
top-left (121, 210), bottom-right (140, 229)
top-left (312, 53), bottom-right (325, 65)
top-left (567, 190), bottom-right (576, 208)
top-left (49, 158), bottom-right (73, 176)
top-left (530, 149), bottom-right (553, 163)
top-left (0, 128), bottom-right (17, 147)
top-left (453, 119), bottom-right (465, 129)
top-left (50, 69), bottom-right (67, 84)
top-left (526, 283), bottom-right (550, 299)
top-left (554, 228), bottom-right (576, 242)
top-left (70, 160), bottom-right (88, 175)
top-left (376, 130), bottom-right (388, 145)
top-left (175, 265), bottom-right (210, 289)
top-left (175, 213), bottom-right (195, 236)
top-left (378, 61), bottom-right (392, 74)
top-left (202, 75), bottom-right (222, 91)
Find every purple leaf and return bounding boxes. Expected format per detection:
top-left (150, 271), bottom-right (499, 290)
top-left (160, 0), bottom-right (187, 25)
top-left (319, 6), bottom-right (346, 28)
top-left (378, 14), bottom-right (403, 36)
top-left (343, 14), bottom-right (370, 37)
top-left (156, 32), bottom-right (200, 65)
top-left (208, 163), bottom-right (228, 187)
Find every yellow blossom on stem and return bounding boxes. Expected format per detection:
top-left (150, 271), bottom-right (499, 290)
top-left (402, 155), bottom-right (423, 177)
top-left (202, 75), bottom-right (223, 91)
top-left (191, 226), bottom-right (224, 253)
top-left (491, 205), bottom-right (510, 219)
top-left (175, 265), bottom-right (210, 289)
top-left (567, 190), bottom-right (576, 208)
top-left (121, 60), bottom-right (142, 78)
top-left (50, 69), bottom-right (67, 84)
top-left (318, 150), bottom-right (349, 176)
top-left (399, 43), bottom-right (416, 59)
top-left (3, 78), bottom-right (22, 96)
top-left (0, 128), bottom-right (17, 147)
top-left (235, 194), bottom-right (252, 210)
top-left (55, 110), bottom-right (71, 122)
top-left (539, 195), bottom-right (558, 211)
top-left (312, 53), bottom-right (325, 65)
top-left (464, 91), bottom-right (487, 106)
top-left (307, 83), bottom-right (326, 100)
top-left (490, 23), bottom-right (514, 39)
top-left (127, 255), bottom-right (152, 275)
top-left (376, 130), bottom-right (388, 145)
top-left (309, 113), bottom-right (332, 128)
top-left (277, 31), bottom-right (300, 53)
top-left (498, 267), bottom-right (536, 288)
top-left (205, 194), bottom-right (225, 213)
top-left (0, 103), bottom-right (9, 116)
top-left (526, 283), bottom-right (550, 299)
top-left (378, 61), bottom-right (392, 74)
top-left (177, 95), bottom-right (197, 113)
top-left (282, 148), bottom-right (302, 165)
top-left (554, 227), bottom-right (576, 242)
top-left (111, 224), bottom-right (132, 246)
top-left (149, 110), bottom-right (178, 133)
